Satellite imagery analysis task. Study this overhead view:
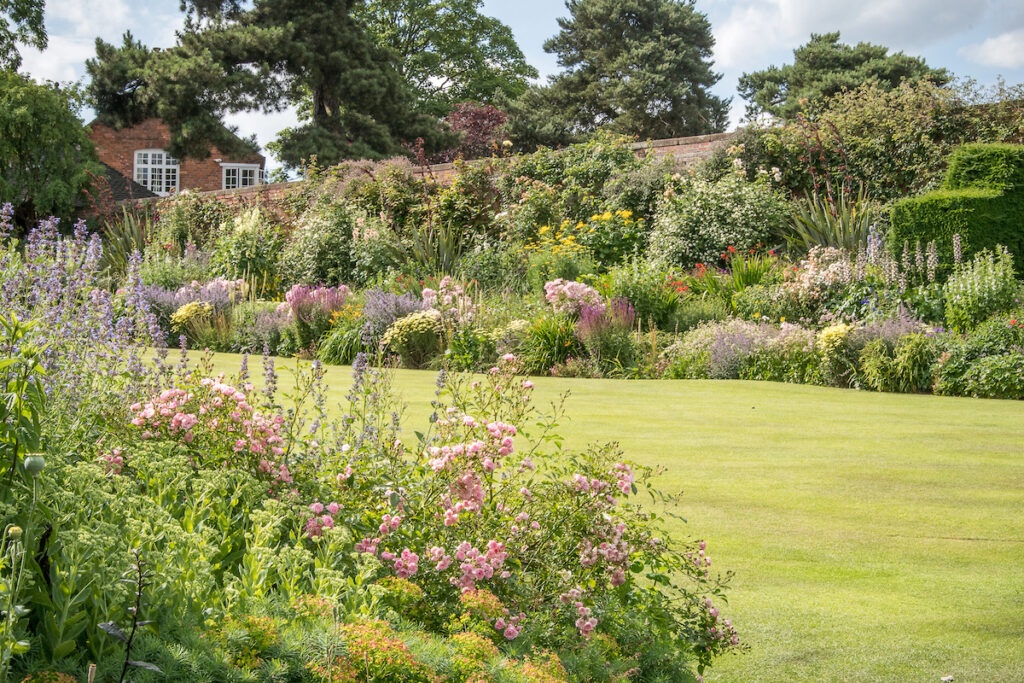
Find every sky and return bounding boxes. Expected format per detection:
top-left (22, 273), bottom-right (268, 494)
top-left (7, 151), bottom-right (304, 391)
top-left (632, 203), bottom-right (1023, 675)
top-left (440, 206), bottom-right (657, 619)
top-left (17, 0), bottom-right (1024, 172)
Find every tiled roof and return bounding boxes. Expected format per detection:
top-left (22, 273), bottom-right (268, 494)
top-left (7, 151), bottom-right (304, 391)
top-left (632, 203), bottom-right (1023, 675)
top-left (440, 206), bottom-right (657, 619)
top-left (101, 163), bottom-right (158, 201)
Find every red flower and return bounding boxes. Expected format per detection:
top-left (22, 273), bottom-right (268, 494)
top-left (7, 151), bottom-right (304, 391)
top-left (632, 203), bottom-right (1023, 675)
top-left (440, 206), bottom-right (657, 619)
top-left (727, 245), bottom-right (737, 253)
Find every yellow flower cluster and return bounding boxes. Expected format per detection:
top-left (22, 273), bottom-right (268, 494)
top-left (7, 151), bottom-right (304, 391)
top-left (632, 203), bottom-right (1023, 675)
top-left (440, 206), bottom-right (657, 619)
top-left (589, 209), bottom-right (633, 221)
top-left (526, 219), bottom-right (590, 256)
top-left (330, 303), bottom-right (363, 327)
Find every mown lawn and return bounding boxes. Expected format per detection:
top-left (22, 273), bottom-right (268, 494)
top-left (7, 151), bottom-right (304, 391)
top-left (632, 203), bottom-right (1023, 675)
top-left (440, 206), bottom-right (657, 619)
top-left (211, 353), bottom-right (1024, 682)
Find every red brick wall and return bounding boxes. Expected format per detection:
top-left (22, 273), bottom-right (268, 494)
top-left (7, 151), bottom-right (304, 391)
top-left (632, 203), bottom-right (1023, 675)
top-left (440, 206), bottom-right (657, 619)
top-left (90, 118), bottom-right (265, 194)
top-left (126, 131), bottom-right (739, 209)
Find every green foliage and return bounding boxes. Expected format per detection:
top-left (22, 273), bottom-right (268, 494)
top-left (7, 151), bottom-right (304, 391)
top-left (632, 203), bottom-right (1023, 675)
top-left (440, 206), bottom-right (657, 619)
top-left (0, 0), bottom-right (45, 70)
top-left (602, 260), bottom-right (678, 330)
top-left (666, 297), bottom-right (729, 334)
top-left (0, 72), bottom-right (100, 225)
top-left (526, 250), bottom-right (597, 295)
top-left (890, 143), bottom-right (1024, 272)
top-left (738, 31), bottom-right (948, 120)
top-left (943, 247), bottom-right (1019, 332)
top-left (356, 0), bottom-right (537, 116)
top-left (85, 32), bottom-right (156, 130)
top-left (522, 314), bottom-right (584, 374)
top-left (457, 245), bottom-right (529, 293)
top-left (934, 312), bottom-right (1024, 396)
top-left (210, 207), bottom-right (283, 295)
top-left (787, 188), bottom-right (878, 252)
top-left (100, 208), bottom-right (154, 287)
top-left (961, 352), bottom-right (1024, 400)
top-left (444, 326), bottom-right (497, 371)
top-left (944, 142), bottom-right (1024, 192)
top-left (538, 0), bottom-right (729, 138)
top-left (154, 192), bottom-right (231, 252)
top-left (858, 334), bottom-right (939, 393)
top-left (735, 80), bottom-right (1024, 203)
top-left (279, 200), bottom-right (357, 287)
top-left (650, 175), bottom-right (789, 269)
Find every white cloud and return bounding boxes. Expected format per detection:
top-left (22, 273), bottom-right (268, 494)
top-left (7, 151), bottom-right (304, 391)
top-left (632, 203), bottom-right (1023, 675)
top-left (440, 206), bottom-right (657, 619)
top-left (712, 0), bottom-right (985, 71)
top-left (960, 28), bottom-right (1024, 68)
top-left (224, 107), bottom-right (300, 171)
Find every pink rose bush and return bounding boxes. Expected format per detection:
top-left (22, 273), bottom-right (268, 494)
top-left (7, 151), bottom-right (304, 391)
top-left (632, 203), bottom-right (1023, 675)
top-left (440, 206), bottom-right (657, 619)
top-left (422, 275), bottom-right (475, 325)
top-left (119, 352), bottom-right (736, 679)
top-left (127, 373), bottom-right (293, 486)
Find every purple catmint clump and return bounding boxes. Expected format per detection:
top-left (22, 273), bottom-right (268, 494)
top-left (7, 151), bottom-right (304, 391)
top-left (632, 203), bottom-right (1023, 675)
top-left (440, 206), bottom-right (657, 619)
top-left (142, 277), bottom-right (244, 327)
top-left (361, 289), bottom-right (426, 339)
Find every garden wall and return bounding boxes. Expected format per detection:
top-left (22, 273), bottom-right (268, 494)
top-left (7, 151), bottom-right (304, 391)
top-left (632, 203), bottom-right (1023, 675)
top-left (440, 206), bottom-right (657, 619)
top-left (126, 131), bottom-right (738, 211)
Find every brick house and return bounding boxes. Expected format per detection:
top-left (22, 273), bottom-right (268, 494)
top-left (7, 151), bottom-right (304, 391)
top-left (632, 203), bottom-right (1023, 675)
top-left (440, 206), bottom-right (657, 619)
top-left (88, 117), bottom-right (266, 197)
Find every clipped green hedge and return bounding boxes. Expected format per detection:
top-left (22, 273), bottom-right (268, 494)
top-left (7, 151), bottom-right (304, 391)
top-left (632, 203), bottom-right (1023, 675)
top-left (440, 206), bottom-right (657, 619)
top-left (890, 143), bottom-right (1024, 273)
top-left (944, 143), bottom-right (1024, 192)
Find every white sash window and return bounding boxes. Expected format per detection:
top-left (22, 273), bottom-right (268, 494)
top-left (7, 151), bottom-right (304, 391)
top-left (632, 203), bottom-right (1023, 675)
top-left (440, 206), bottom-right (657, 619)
top-left (133, 150), bottom-right (178, 196)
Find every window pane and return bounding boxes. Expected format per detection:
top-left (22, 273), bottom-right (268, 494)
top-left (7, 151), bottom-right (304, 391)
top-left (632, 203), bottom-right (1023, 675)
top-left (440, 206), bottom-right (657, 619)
top-left (152, 168), bottom-right (164, 194)
top-left (167, 167), bottom-right (178, 193)
top-left (241, 168), bottom-right (254, 186)
top-left (136, 151), bottom-right (148, 165)
top-left (167, 155), bottom-right (178, 166)
top-left (224, 167), bottom-right (238, 189)
top-left (136, 168), bottom-right (148, 187)
top-left (152, 152), bottom-right (163, 165)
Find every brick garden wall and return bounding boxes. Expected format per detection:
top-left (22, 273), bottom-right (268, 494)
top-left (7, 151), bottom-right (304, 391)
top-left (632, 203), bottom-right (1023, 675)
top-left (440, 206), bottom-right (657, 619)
top-left (125, 130), bottom-right (738, 210)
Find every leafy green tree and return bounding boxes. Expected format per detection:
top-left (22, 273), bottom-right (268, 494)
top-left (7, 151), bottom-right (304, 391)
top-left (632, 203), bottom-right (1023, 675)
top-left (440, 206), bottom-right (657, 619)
top-left (534, 0), bottom-right (729, 140)
top-left (356, 0), bottom-right (537, 116)
top-left (0, 0), bottom-right (45, 70)
top-left (0, 71), bottom-right (100, 225)
top-left (738, 32), bottom-right (949, 120)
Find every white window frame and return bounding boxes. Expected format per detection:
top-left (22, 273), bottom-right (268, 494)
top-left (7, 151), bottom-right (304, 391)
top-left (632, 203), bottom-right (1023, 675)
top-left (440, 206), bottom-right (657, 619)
top-left (133, 149), bottom-right (179, 196)
top-left (222, 163), bottom-right (262, 190)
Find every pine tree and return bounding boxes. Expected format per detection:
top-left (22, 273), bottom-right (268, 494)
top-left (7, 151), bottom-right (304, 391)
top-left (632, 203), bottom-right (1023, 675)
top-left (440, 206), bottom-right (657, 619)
top-left (540, 0), bottom-right (729, 139)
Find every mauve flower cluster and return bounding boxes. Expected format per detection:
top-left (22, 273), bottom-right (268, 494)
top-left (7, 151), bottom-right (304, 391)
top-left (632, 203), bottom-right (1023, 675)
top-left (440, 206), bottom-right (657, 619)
top-left (282, 283), bottom-right (350, 322)
top-left (422, 275), bottom-right (474, 324)
top-left (576, 297), bottom-right (635, 342)
top-left (544, 278), bottom-right (603, 316)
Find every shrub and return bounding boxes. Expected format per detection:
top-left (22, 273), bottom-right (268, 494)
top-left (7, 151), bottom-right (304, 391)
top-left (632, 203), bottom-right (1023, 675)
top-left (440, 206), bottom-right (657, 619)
top-left (574, 210), bottom-right (647, 267)
top-left (944, 246), bottom-right (1019, 332)
top-left (961, 352), bottom-right (1024, 399)
top-left (155, 192), bottom-right (231, 251)
top-left (934, 312), bottom-right (1024, 396)
top-left (816, 322), bottom-right (857, 387)
top-left (605, 260), bottom-right (679, 330)
top-left (361, 289), bottom-right (426, 340)
top-left (458, 243), bottom-right (529, 292)
top-left (739, 326), bottom-right (821, 384)
top-left (650, 175), bottom-right (789, 269)
top-left (890, 143), bottom-right (1024, 272)
top-left (231, 302), bottom-right (292, 355)
top-left (283, 284), bottom-right (351, 351)
top-left (522, 314), bottom-right (585, 374)
top-left (445, 326), bottom-right (498, 372)
top-left (381, 309), bottom-right (443, 368)
top-left (210, 207), bottom-right (284, 295)
top-left (666, 297), bottom-right (730, 334)
top-left (525, 246), bottom-right (597, 294)
top-left (278, 199), bottom-right (359, 287)
top-left (859, 333), bottom-right (939, 393)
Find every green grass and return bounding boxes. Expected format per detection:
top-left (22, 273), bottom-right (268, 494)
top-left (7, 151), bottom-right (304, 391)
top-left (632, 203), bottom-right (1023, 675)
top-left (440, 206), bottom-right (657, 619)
top-left (211, 353), bottom-right (1024, 682)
